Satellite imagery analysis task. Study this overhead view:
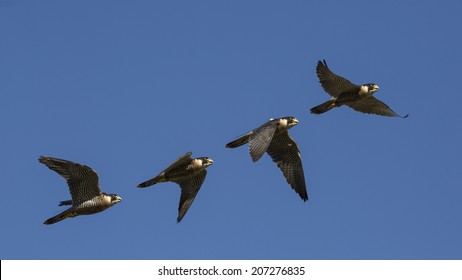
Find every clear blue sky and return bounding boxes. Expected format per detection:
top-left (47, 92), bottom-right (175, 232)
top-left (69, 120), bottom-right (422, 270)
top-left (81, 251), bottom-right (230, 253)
top-left (1, 0), bottom-right (461, 260)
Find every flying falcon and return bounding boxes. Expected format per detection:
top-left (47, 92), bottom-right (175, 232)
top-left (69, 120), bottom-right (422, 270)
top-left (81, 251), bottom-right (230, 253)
top-left (225, 117), bottom-right (308, 201)
top-left (137, 152), bottom-right (213, 223)
top-left (39, 156), bottom-right (122, 225)
top-left (310, 60), bottom-right (408, 118)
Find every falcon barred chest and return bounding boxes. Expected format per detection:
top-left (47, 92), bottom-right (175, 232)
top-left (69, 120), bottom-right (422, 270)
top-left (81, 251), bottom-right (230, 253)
top-left (76, 195), bottom-right (116, 213)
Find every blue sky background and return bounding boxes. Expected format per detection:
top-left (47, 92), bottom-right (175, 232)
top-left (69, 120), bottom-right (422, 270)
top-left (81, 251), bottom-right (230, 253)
top-left (1, 0), bottom-right (461, 260)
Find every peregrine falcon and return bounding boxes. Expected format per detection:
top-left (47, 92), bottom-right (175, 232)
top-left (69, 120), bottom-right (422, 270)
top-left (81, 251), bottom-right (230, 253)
top-left (225, 117), bottom-right (308, 201)
top-left (39, 156), bottom-right (122, 225)
top-left (137, 152), bottom-right (213, 223)
top-left (310, 60), bottom-right (408, 118)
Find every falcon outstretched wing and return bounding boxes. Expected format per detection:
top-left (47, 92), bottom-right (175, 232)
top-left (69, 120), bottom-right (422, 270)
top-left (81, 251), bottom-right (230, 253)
top-left (176, 170), bottom-right (207, 223)
top-left (39, 156), bottom-right (102, 205)
top-left (347, 96), bottom-right (408, 118)
top-left (265, 132), bottom-right (308, 201)
top-left (161, 152), bottom-right (194, 174)
top-left (317, 60), bottom-right (358, 97)
top-left (248, 119), bottom-right (279, 162)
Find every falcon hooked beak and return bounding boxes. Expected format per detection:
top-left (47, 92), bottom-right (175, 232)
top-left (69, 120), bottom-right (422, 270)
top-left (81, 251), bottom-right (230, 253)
top-left (203, 158), bottom-right (214, 167)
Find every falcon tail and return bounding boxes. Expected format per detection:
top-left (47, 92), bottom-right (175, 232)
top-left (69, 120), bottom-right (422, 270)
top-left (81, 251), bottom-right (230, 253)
top-left (226, 134), bottom-right (250, 148)
top-left (310, 100), bottom-right (336, 114)
top-left (43, 209), bottom-right (75, 225)
top-left (58, 200), bottom-right (72, 206)
top-left (137, 175), bottom-right (165, 188)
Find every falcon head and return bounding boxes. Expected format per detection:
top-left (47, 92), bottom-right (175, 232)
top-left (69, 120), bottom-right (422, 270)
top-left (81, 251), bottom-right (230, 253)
top-left (104, 193), bottom-right (122, 205)
top-left (201, 157), bottom-right (214, 167)
top-left (193, 157), bottom-right (214, 169)
top-left (359, 83), bottom-right (379, 96)
top-left (277, 116), bottom-right (299, 130)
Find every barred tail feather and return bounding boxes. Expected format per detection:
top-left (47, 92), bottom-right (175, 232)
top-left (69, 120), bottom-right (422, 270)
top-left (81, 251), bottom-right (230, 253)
top-left (58, 200), bottom-right (72, 206)
top-left (310, 100), bottom-right (336, 114)
top-left (226, 134), bottom-right (250, 148)
top-left (43, 210), bottom-right (75, 225)
top-left (137, 176), bottom-right (164, 188)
